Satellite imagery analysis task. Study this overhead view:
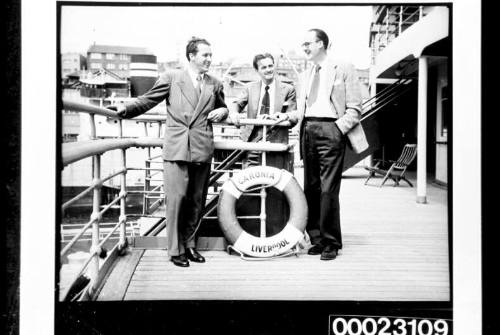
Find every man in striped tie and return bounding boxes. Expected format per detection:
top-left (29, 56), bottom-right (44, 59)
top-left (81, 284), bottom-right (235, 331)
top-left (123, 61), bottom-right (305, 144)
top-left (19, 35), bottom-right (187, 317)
top-left (229, 53), bottom-right (297, 168)
top-left (287, 29), bottom-right (369, 260)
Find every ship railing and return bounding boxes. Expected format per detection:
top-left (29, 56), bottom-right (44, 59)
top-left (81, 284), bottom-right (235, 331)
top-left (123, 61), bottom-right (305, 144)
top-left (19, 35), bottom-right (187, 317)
top-left (60, 99), bottom-right (293, 301)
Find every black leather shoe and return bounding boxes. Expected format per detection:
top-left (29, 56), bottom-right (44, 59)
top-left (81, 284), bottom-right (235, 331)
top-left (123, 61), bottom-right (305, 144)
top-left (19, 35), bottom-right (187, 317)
top-left (171, 254), bottom-right (189, 267)
top-left (320, 245), bottom-right (338, 261)
top-left (186, 248), bottom-right (205, 263)
top-left (307, 244), bottom-right (324, 255)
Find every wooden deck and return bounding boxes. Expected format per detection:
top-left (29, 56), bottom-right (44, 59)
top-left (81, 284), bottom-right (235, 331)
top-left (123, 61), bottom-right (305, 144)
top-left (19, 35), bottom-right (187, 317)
top-left (97, 167), bottom-right (450, 301)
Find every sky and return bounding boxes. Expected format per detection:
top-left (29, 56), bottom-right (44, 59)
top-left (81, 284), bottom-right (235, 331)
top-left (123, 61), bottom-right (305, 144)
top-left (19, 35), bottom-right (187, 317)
top-left (61, 5), bottom-right (373, 69)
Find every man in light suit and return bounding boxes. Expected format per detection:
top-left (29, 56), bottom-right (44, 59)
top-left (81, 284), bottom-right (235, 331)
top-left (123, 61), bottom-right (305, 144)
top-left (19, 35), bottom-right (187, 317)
top-left (229, 53), bottom-right (297, 168)
top-left (285, 29), bottom-right (369, 260)
top-left (109, 37), bottom-right (228, 267)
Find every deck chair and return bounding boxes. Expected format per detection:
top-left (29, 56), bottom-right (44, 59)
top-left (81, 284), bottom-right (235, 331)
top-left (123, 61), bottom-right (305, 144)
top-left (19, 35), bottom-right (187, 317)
top-left (364, 144), bottom-right (417, 187)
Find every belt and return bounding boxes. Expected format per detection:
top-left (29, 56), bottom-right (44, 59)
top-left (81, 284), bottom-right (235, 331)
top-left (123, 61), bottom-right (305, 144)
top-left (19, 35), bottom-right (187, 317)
top-left (304, 117), bottom-right (337, 122)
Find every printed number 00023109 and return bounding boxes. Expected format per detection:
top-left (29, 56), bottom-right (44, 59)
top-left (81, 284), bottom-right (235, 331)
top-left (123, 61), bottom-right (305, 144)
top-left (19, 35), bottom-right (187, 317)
top-left (329, 316), bottom-right (451, 335)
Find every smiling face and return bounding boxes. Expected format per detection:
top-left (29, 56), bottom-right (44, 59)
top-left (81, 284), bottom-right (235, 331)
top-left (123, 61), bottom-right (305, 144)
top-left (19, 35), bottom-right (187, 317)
top-left (301, 30), bottom-right (323, 63)
top-left (256, 57), bottom-right (275, 84)
top-left (189, 43), bottom-right (212, 73)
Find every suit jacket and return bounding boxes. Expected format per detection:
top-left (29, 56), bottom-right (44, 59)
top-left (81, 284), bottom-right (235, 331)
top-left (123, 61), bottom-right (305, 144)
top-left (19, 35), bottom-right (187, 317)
top-left (230, 78), bottom-right (297, 143)
top-left (289, 58), bottom-right (369, 155)
top-left (122, 69), bottom-right (227, 163)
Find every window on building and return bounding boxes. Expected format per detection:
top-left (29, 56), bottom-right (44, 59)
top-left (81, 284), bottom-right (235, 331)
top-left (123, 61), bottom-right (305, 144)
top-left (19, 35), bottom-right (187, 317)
top-left (118, 63), bottom-right (128, 70)
top-left (106, 63), bottom-right (116, 70)
top-left (90, 53), bottom-right (102, 59)
top-left (90, 63), bottom-right (102, 69)
top-left (119, 54), bottom-right (129, 61)
top-left (106, 53), bottom-right (115, 60)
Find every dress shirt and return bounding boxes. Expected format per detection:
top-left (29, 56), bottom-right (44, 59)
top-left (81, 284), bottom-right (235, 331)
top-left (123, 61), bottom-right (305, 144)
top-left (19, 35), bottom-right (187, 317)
top-left (187, 66), bottom-right (205, 92)
top-left (305, 63), bottom-right (338, 118)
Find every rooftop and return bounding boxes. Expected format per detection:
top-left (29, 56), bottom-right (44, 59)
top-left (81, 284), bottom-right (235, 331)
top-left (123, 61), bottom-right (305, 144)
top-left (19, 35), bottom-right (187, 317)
top-left (87, 44), bottom-right (153, 55)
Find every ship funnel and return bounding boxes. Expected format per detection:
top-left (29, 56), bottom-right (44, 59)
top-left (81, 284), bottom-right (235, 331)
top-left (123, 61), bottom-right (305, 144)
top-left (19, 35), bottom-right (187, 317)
top-left (130, 54), bottom-right (158, 97)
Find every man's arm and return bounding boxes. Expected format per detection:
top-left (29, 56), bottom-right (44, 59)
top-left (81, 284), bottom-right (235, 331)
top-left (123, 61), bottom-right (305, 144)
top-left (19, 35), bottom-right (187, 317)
top-left (268, 84), bottom-right (298, 125)
top-left (283, 85), bottom-right (298, 126)
top-left (108, 73), bottom-right (171, 119)
top-left (207, 82), bottom-right (229, 122)
top-left (335, 63), bottom-right (362, 134)
top-left (228, 85), bottom-right (249, 126)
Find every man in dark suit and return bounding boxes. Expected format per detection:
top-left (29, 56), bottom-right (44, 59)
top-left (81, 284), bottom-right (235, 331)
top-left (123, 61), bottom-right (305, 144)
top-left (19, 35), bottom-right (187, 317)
top-left (229, 53), bottom-right (297, 168)
top-left (286, 29), bottom-right (369, 261)
top-left (108, 37), bottom-right (228, 267)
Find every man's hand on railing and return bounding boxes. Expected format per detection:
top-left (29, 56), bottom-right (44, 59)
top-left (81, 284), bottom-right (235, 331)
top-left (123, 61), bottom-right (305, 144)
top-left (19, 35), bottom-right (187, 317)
top-left (228, 112), bottom-right (242, 126)
top-left (264, 112), bottom-right (290, 125)
top-left (107, 104), bottom-right (127, 118)
top-left (207, 107), bottom-right (228, 123)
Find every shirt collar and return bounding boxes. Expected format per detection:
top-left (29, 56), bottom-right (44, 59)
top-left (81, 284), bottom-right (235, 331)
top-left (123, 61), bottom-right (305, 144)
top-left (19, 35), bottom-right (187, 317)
top-left (261, 79), bottom-right (275, 90)
top-left (187, 66), bottom-right (204, 84)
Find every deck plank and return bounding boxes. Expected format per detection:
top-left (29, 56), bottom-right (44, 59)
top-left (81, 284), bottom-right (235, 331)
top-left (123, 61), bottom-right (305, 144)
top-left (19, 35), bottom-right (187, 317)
top-left (121, 169), bottom-right (450, 301)
top-left (97, 249), bottom-right (144, 301)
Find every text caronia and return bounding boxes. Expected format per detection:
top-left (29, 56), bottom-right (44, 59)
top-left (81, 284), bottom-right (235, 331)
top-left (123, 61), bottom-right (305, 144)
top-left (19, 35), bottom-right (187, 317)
top-left (251, 239), bottom-right (290, 253)
top-left (237, 170), bottom-right (276, 185)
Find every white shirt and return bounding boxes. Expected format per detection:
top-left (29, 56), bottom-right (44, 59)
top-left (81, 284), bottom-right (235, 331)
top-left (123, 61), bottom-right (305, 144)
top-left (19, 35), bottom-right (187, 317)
top-left (187, 66), bottom-right (204, 92)
top-left (305, 63), bottom-right (338, 118)
top-left (257, 80), bottom-right (275, 115)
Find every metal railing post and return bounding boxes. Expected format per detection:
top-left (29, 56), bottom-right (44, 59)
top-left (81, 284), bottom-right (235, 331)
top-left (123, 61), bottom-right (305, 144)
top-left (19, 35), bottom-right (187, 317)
top-left (143, 122), bottom-right (150, 215)
top-left (89, 153), bottom-right (102, 294)
top-left (118, 119), bottom-right (127, 249)
top-left (119, 148), bottom-right (128, 249)
top-left (260, 125), bottom-right (267, 238)
top-left (89, 113), bottom-right (96, 139)
top-left (399, 6), bottom-right (403, 36)
top-left (385, 7), bottom-right (389, 46)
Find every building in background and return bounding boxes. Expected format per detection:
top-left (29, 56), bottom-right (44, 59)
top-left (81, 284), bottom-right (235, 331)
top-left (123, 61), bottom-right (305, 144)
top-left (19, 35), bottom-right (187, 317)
top-left (86, 44), bottom-right (155, 79)
top-left (79, 68), bottom-right (129, 99)
top-left (62, 52), bottom-right (87, 78)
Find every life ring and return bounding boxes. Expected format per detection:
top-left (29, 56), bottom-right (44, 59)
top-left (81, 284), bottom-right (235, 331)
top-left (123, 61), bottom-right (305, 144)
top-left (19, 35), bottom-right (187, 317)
top-left (217, 166), bottom-right (308, 257)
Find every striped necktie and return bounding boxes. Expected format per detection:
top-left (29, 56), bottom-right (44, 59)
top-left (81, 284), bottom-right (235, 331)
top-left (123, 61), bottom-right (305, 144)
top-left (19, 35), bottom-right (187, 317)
top-left (260, 85), bottom-right (270, 115)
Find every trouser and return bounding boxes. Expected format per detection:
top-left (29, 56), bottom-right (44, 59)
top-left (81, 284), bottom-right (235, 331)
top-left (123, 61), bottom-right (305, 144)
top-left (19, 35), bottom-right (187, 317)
top-left (302, 118), bottom-right (346, 249)
top-left (163, 161), bottom-right (211, 257)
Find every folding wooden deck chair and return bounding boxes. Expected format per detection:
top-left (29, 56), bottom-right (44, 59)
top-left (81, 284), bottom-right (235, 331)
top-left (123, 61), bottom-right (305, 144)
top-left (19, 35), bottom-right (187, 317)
top-left (364, 144), bottom-right (417, 187)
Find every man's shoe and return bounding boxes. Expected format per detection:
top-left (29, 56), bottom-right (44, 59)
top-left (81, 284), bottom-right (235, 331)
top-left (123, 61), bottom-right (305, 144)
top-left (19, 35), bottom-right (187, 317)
top-left (320, 245), bottom-right (338, 261)
top-left (186, 248), bottom-right (205, 263)
top-left (307, 244), bottom-right (324, 255)
top-left (171, 254), bottom-right (189, 267)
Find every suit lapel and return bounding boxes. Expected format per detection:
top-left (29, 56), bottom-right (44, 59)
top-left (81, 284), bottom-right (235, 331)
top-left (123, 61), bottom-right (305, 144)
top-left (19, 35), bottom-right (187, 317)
top-left (324, 59), bottom-right (338, 97)
top-left (250, 81), bottom-right (261, 116)
top-left (176, 70), bottom-right (198, 109)
top-left (190, 75), bottom-right (214, 125)
top-left (274, 79), bottom-right (285, 114)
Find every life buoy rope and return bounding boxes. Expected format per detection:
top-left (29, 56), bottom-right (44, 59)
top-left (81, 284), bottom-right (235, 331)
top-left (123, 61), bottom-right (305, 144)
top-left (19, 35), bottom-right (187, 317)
top-left (217, 166), bottom-right (308, 258)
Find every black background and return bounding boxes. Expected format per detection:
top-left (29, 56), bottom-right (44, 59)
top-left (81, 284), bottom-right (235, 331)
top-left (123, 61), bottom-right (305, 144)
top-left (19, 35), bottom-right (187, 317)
top-left (2, 1), bottom-right (496, 334)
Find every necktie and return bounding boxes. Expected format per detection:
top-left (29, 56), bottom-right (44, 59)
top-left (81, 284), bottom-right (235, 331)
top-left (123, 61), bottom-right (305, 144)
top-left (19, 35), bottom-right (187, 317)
top-left (307, 65), bottom-right (321, 107)
top-left (260, 85), bottom-right (270, 115)
top-left (196, 74), bottom-right (202, 95)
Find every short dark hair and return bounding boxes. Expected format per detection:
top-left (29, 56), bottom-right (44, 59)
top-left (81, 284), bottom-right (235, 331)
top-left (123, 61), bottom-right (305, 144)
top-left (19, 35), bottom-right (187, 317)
top-left (309, 28), bottom-right (329, 50)
top-left (185, 37), bottom-right (211, 61)
top-left (252, 53), bottom-right (274, 70)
